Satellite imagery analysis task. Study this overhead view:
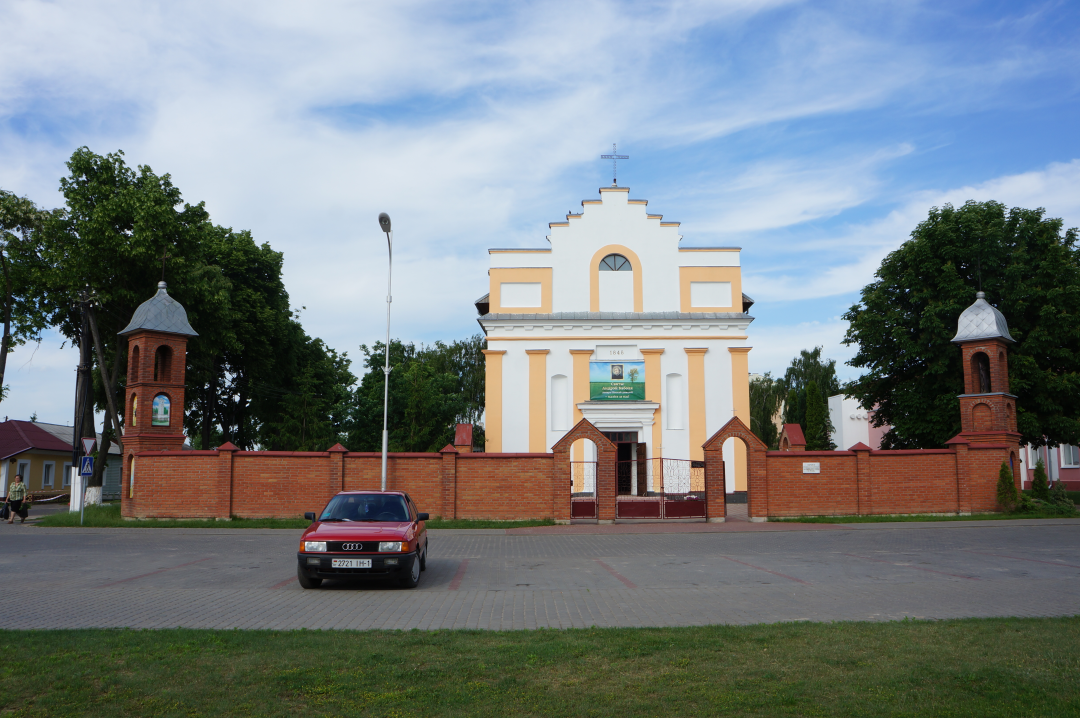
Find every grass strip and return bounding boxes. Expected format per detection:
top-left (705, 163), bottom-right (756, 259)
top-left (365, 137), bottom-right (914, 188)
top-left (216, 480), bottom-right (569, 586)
top-left (425, 517), bottom-right (555, 529)
top-left (772, 510), bottom-right (1077, 524)
top-left (0, 618), bottom-right (1077, 716)
top-left (35, 503), bottom-right (555, 530)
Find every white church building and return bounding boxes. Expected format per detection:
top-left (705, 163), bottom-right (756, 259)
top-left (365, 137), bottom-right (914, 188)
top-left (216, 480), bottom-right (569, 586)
top-left (476, 185), bottom-right (754, 492)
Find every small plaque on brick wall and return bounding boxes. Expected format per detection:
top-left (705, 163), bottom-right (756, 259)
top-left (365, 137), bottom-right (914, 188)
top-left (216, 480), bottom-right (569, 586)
top-left (802, 462), bottom-right (820, 474)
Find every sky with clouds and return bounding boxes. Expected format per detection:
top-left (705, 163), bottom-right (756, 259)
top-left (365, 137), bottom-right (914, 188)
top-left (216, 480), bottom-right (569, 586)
top-left (1, 0), bottom-right (1079, 426)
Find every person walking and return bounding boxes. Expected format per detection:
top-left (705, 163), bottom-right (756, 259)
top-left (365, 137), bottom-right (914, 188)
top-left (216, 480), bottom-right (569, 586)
top-left (6, 474), bottom-right (27, 524)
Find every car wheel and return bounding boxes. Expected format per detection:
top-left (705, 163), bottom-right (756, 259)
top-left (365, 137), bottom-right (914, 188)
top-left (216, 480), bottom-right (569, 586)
top-left (297, 565), bottom-right (322, 589)
top-left (419, 547), bottom-right (427, 572)
top-left (400, 554), bottom-right (421, 588)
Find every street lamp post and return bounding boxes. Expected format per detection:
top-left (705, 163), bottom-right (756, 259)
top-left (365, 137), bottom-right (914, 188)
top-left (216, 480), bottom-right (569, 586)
top-left (378, 212), bottom-right (393, 491)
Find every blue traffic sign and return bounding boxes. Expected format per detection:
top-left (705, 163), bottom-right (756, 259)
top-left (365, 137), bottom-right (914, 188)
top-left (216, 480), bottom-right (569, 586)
top-left (80, 456), bottom-right (94, 476)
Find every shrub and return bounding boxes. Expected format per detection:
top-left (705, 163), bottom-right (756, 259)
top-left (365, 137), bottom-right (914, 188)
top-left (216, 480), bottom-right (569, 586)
top-left (1048, 480), bottom-right (1076, 513)
top-left (1031, 458), bottom-right (1050, 500)
top-left (996, 461), bottom-right (1018, 512)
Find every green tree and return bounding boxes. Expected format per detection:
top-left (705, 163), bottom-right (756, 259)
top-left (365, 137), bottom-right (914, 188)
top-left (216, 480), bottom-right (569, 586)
top-left (1031, 457), bottom-right (1049, 501)
top-left (348, 336), bottom-right (485, 453)
top-left (30, 148), bottom-right (231, 489)
top-left (996, 461), bottom-right (1018, 512)
top-left (782, 388), bottom-right (799, 426)
top-left (749, 372), bottom-right (785, 449)
top-left (804, 380), bottom-right (828, 450)
top-left (780, 347), bottom-right (839, 448)
top-left (843, 200), bottom-right (1080, 449)
top-left (0, 190), bottom-right (54, 402)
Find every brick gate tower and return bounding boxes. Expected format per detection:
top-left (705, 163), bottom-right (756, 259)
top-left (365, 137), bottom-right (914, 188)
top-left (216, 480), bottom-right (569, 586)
top-left (118, 281), bottom-right (198, 511)
top-left (950, 291), bottom-right (1023, 506)
top-left (951, 291), bottom-right (1021, 444)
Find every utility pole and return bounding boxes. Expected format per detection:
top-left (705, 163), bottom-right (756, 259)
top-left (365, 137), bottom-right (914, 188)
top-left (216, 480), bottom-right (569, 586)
top-left (72, 290), bottom-right (94, 524)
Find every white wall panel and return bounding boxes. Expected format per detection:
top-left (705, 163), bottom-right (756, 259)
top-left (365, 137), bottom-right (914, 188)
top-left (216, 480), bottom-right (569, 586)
top-left (500, 282), bottom-right (542, 308)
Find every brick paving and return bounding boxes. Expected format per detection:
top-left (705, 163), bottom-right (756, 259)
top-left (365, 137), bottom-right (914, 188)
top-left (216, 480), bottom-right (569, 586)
top-left (0, 520), bottom-right (1077, 630)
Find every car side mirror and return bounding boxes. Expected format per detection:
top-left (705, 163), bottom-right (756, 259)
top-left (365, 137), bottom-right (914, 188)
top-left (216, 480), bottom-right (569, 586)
top-left (304, 512), bottom-right (316, 523)
top-left (417, 512), bottom-right (429, 522)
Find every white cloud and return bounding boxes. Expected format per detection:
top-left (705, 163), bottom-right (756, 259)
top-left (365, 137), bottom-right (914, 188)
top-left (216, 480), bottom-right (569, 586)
top-left (744, 159), bottom-right (1080, 303)
top-left (0, 1), bottom-right (1076, 422)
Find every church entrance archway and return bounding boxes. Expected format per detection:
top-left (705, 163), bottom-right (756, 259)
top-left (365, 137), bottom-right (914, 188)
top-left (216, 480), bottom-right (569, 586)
top-left (570, 437), bottom-right (599, 519)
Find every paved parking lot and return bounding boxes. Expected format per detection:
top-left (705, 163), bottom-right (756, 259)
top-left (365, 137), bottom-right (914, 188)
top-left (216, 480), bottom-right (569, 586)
top-left (1, 520), bottom-right (1077, 630)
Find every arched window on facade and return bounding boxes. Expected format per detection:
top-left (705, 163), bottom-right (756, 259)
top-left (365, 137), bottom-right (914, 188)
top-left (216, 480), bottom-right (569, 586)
top-left (154, 345), bottom-right (172, 383)
top-left (972, 352), bottom-right (991, 393)
top-left (599, 254), bottom-right (632, 272)
top-left (129, 345), bottom-right (140, 382)
top-left (599, 253), bottom-right (634, 311)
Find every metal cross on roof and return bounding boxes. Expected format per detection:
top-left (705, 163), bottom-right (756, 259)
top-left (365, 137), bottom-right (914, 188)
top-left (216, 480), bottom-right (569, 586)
top-left (600, 143), bottom-right (629, 187)
top-left (159, 246), bottom-right (171, 282)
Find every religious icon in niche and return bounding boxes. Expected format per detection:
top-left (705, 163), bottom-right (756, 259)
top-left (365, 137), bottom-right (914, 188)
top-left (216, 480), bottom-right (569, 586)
top-left (152, 394), bottom-right (170, 426)
top-left (131, 394), bottom-right (138, 426)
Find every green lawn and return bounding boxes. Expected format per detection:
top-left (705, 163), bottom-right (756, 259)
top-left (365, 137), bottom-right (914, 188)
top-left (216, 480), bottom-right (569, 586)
top-left (1, 618), bottom-right (1077, 716)
top-left (773, 510), bottom-right (1077, 524)
top-left (34, 503), bottom-right (555, 530)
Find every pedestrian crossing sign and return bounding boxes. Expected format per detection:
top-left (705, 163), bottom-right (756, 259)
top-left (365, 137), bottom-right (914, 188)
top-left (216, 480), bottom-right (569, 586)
top-left (80, 456), bottom-right (94, 476)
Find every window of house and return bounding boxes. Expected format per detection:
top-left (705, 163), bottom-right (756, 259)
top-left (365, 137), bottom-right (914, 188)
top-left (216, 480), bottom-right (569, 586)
top-left (1062, 445), bottom-right (1080, 468)
top-left (17, 461), bottom-right (29, 487)
top-left (63, 463), bottom-right (73, 488)
top-left (42, 462), bottom-right (54, 488)
top-left (599, 254), bottom-right (632, 271)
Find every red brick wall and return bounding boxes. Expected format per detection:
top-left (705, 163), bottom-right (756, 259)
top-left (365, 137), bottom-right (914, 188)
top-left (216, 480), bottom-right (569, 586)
top-left (760, 452), bottom-right (860, 517)
top-left (454, 454), bottom-right (554, 520)
top-left (757, 446), bottom-right (1008, 518)
top-left (342, 454), bottom-right (444, 517)
top-left (866, 451), bottom-right (959, 515)
top-left (121, 442), bottom-right (1016, 520)
top-left (122, 448), bottom-right (559, 521)
top-left (125, 453), bottom-right (221, 518)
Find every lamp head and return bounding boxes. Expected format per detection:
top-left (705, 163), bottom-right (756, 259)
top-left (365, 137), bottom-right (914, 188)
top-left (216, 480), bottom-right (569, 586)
top-left (378, 212), bottom-right (392, 234)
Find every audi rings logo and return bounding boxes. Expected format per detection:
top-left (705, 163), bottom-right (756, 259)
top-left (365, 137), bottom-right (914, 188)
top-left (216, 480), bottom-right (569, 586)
top-left (341, 543), bottom-right (364, 551)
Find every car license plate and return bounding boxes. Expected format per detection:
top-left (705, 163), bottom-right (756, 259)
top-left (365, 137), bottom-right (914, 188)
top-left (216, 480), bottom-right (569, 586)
top-left (332, 558), bottom-right (372, 568)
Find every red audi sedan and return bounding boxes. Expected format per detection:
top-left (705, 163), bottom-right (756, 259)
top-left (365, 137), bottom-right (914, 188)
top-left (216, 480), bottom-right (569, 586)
top-left (297, 491), bottom-right (429, 589)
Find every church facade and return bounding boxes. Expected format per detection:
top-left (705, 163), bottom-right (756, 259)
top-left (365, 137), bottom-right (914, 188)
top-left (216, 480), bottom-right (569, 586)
top-left (476, 186), bottom-right (754, 492)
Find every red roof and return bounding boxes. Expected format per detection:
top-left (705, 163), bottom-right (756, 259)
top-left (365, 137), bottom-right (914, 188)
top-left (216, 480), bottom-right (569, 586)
top-left (781, 423), bottom-right (806, 446)
top-left (0, 420), bottom-right (74, 460)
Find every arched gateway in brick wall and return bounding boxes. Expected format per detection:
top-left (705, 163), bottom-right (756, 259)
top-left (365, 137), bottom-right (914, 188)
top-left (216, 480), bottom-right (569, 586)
top-left (702, 417), bottom-right (767, 522)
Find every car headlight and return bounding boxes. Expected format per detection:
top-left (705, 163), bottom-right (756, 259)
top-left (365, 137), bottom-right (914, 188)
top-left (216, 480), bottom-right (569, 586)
top-left (303, 541), bottom-right (327, 552)
top-left (379, 541), bottom-right (403, 552)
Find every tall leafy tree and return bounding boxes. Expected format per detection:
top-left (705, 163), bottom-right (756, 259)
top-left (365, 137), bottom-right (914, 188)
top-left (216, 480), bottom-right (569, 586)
top-left (779, 347), bottom-right (839, 448)
top-left (30, 148), bottom-right (230, 489)
top-left (749, 372), bottom-right (785, 449)
top-left (804, 380), bottom-right (828, 450)
top-left (0, 191), bottom-right (54, 401)
top-left (843, 200), bottom-right (1080, 449)
top-left (348, 336), bottom-right (484, 453)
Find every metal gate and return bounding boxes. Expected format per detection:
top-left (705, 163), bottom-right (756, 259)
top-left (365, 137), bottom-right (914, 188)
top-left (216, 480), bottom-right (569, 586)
top-left (570, 461), bottom-right (597, 519)
top-left (615, 458), bottom-right (706, 519)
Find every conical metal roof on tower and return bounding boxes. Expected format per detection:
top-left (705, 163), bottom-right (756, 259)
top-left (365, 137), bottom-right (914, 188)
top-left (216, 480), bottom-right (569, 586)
top-left (951, 291), bottom-right (1014, 344)
top-left (118, 281), bottom-right (198, 337)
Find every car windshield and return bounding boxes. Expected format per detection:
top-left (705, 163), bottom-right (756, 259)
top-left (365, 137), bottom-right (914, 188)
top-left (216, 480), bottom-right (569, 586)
top-left (319, 494), bottom-right (411, 522)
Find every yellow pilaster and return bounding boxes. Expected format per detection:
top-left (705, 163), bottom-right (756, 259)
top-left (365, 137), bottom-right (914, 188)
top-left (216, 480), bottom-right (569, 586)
top-left (729, 347), bottom-right (752, 491)
top-left (641, 349), bottom-right (664, 458)
top-left (482, 349), bottom-right (506, 453)
top-left (526, 349), bottom-right (549, 452)
top-left (570, 349), bottom-right (593, 461)
top-left (684, 348), bottom-right (708, 461)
